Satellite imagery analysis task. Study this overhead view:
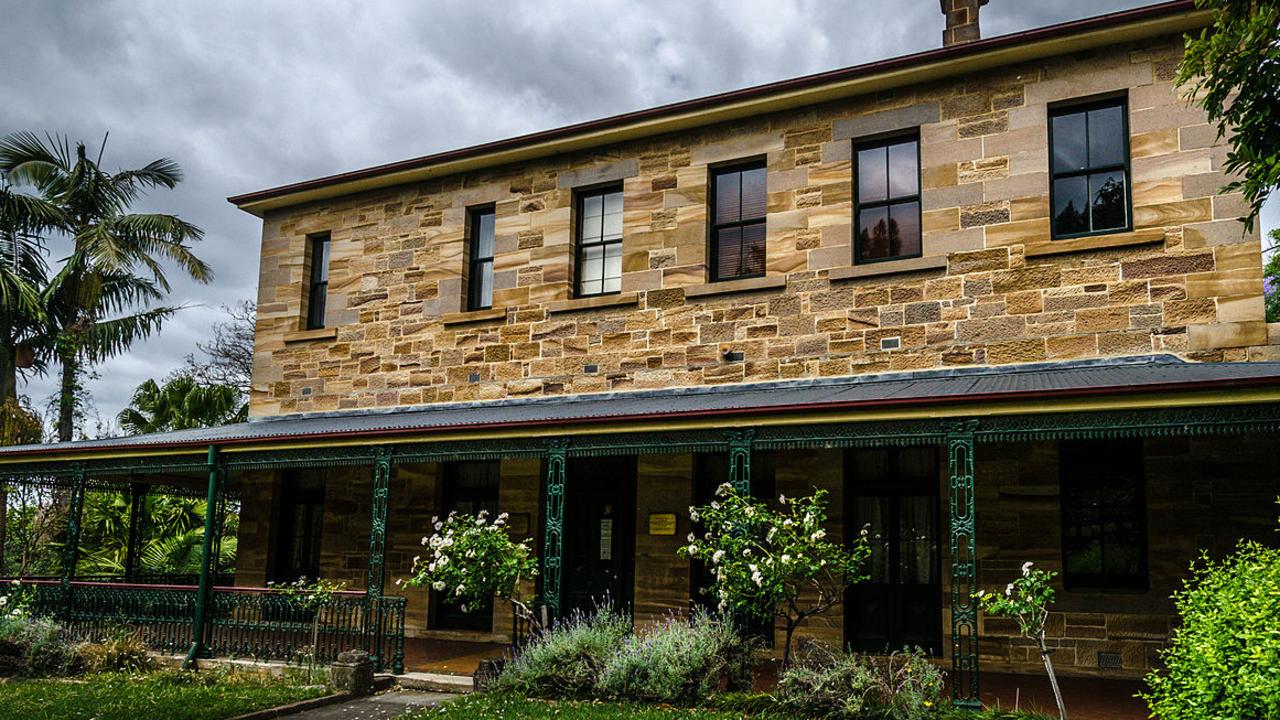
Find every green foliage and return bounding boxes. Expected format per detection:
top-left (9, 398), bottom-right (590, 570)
top-left (117, 373), bottom-right (246, 434)
top-left (75, 632), bottom-right (156, 674)
top-left (417, 693), bottom-right (756, 719)
top-left (404, 509), bottom-right (538, 621)
top-left (74, 490), bottom-right (238, 578)
top-left (495, 605), bottom-right (631, 699)
top-left (596, 609), bottom-right (757, 703)
top-left (775, 644), bottom-right (945, 720)
top-left (1142, 537), bottom-right (1280, 720)
top-left (1178, 0), bottom-right (1280, 230)
top-left (679, 484), bottom-right (870, 665)
top-left (0, 667), bottom-right (328, 720)
top-left (1264, 230), bottom-right (1278, 323)
top-left (0, 613), bottom-right (78, 677)
top-left (268, 576), bottom-right (347, 610)
top-left (975, 563), bottom-right (1057, 640)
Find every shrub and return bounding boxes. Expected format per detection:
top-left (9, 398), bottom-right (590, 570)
top-left (494, 604), bottom-right (629, 699)
top-left (76, 631), bottom-right (157, 674)
top-left (775, 644), bottom-right (944, 720)
top-left (1142, 537), bottom-right (1280, 720)
top-left (596, 609), bottom-right (757, 703)
top-left (0, 614), bottom-right (79, 677)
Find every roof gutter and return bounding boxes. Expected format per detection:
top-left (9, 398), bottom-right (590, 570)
top-left (228, 1), bottom-right (1207, 217)
top-left (1, 372), bottom-right (1274, 463)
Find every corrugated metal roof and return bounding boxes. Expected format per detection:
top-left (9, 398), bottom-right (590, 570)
top-left (6, 354), bottom-right (1280, 456)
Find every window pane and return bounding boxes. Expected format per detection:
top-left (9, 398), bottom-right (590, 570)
top-left (889, 201), bottom-right (921, 258)
top-left (715, 171), bottom-right (741, 225)
top-left (887, 141), bottom-right (919, 199)
top-left (313, 238), bottom-right (330, 282)
top-left (602, 190), bottom-right (623, 216)
top-left (1090, 170), bottom-right (1127, 231)
top-left (475, 211), bottom-right (495, 259)
top-left (1053, 176), bottom-right (1089, 236)
top-left (716, 226), bottom-right (743, 279)
top-left (739, 166), bottom-right (767, 221)
top-left (1088, 104), bottom-right (1125, 168)
top-left (740, 222), bottom-right (766, 276)
top-left (602, 205), bottom-right (622, 240)
top-left (1052, 111), bottom-right (1088, 173)
top-left (858, 146), bottom-right (888, 203)
top-left (580, 278), bottom-right (602, 296)
top-left (857, 205), bottom-right (890, 261)
top-left (476, 260), bottom-right (493, 308)
top-left (583, 193), bottom-right (603, 219)
top-left (581, 211), bottom-right (603, 242)
top-left (580, 244), bottom-right (603, 292)
top-left (603, 242), bottom-right (622, 289)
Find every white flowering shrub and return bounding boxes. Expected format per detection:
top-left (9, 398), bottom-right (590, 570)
top-left (404, 510), bottom-right (539, 631)
top-left (679, 484), bottom-right (870, 667)
top-left (976, 562), bottom-right (1066, 719)
top-left (0, 580), bottom-right (31, 619)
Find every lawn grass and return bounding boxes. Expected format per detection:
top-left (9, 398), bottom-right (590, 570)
top-left (0, 668), bottom-right (330, 720)
top-left (412, 693), bottom-right (1055, 719)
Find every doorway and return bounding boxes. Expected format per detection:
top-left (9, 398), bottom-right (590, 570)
top-left (844, 446), bottom-right (942, 654)
top-left (560, 456), bottom-right (636, 616)
top-left (271, 471), bottom-right (325, 583)
top-left (433, 461), bottom-right (500, 632)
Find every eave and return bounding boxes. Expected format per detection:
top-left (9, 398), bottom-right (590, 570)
top-left (227, 1), bottom-right (1208, 217)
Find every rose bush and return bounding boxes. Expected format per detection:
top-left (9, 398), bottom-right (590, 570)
top-left (977, 562), bottom-right (1065, 720)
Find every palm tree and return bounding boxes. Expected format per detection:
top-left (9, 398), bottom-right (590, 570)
top-left (0, 132), bottom-right (211, 441)
top-left (117, 374), bottom-right (246, 435)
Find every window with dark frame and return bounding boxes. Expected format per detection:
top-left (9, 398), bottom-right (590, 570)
top-left (1050, 97), bottom-right (1131, 239)
top-left (1059, 438), bottom-right (1148, 590)
top-left (305, 232), bottom-right (330, 330)
top-left (710, 162), bottom-right (767, 281)
top-left (854, 135), bottom-right (921, 264)
top-left (467, 207), bottom-right (495, 311)
top-left (575, 186), bottom-right (623, 297)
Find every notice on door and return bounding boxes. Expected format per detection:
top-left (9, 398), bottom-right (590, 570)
top-left (599, 518), bottom-right (613, 560)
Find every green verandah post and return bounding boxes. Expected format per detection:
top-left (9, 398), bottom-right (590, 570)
top-left (948, 421), bottom-right (980, 708)
top-left (184, 445), bottom-right (222, 669)
top-left (540, 439), bottom-right (569, 618)
top-left (365, 447), bottom-right (392, 669)
top-left (59, 466), bottom-right (87, 620)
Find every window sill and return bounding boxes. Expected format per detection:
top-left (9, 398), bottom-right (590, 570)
top-left (546, 292), bottom-right (638, 314)
top-left (1028, 227), bottom-right (1165, 257)
top-left (828, 255), bottom-right (947, 282)
top-left (283, 327), bottom-right (338, 344)
top-left (442, 308), bottom-right (506, 326)
top-left (684, 275), bottom-right (786, 299)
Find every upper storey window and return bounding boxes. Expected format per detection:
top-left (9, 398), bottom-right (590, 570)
top-left (711, 162), bottom-right (767, 282)
top-left (1050, 97), bottom-right (1131, 239)
top-left (576, 186), bottom-right (623, 297)
top-left (855, 135), bottom-right (921, 264)
top-left (305, 232), bottom-right (330, 330)
top-left (467, 207), bottom-right (495, 311)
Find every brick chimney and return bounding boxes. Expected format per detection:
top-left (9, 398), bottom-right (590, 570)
top-left (941, 0), bottom-right (989, 47)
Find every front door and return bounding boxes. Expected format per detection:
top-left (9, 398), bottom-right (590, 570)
top-left (271, 471), bottom-right (325, 583)
top-left (560, 456), bottom-right (636, 616)
top-left (845, 447), bottom-right (942, 654)
top-left (433, 461), bottom-right (500, 631)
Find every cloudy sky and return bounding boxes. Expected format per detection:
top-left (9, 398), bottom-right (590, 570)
top-left (1, 0), bottom-right (1276, 433)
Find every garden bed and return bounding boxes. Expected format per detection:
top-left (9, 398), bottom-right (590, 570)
top-left (0, 669), bottom-right (330, 720)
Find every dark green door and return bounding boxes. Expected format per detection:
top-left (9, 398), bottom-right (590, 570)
top-left (845, 447), bottom-right (942, 655)
top-left (561, 456), bottom-right (636, 616)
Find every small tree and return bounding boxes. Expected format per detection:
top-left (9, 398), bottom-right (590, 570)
top-left (977, 562), bottom-right (1066, 720)
top-left (679, 484), bottom-right (870, 667)
top-left (404, 509), bottom-right (539, 644)
top-left (1141, 531), bottom-right (1280, 720)
top-left (271, 576), bottom-right (346, 683)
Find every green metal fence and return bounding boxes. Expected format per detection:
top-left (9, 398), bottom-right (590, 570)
top-left (17, 580), bottom-right (406, 674)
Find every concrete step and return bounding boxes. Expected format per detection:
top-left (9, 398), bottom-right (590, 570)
top-left (393, 671), bottom-right (473, 694)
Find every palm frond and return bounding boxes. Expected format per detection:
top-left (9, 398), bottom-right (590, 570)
top-left (80, 305), bottom-right (178, 363)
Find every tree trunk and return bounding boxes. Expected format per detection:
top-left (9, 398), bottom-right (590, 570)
top-left (782, 617), bottom-right (798, 669)
top-left (1038, 631), bottom-right (1068, 720)
top-left (58, 352), bottom-right (77, 442)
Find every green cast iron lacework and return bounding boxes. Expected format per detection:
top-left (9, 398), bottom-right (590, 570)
top-left (947, 422), bottom-right (980, 709)
top-left (366, 448), bottom-right (392, 600)
top-left (540, 439), bottom-right (569, 617)
top-left (726, 429), bottom-right (753, 494)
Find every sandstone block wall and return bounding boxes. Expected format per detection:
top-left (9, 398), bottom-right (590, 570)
top-left (251, 34), bottom-right (1272, 418)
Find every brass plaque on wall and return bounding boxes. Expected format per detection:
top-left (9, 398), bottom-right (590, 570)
top-left (648, 513), bottom-right (677, 536)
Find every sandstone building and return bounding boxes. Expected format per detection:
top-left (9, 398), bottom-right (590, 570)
top-left (3, 0), bottom-right (1278, 707)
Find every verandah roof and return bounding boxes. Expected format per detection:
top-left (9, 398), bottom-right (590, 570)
top-left (3, 354), bottom-right (1280, 462)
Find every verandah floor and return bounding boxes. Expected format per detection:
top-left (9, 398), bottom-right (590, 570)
top-left (402, 638), bottom-right (1148, 719)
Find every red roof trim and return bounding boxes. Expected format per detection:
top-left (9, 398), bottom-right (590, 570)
top-left (227, 1), bottom-right (1198, 208)
top-left (3, 371), bottom-right (1272, 460)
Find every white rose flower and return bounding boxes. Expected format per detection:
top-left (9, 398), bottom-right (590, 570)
top-left (781, 554), bottom-right (791, 563)
top-left (687, 533), bottom-right (696, 543)
top-left (1005, 583), bottom-right (1014, 596)
top-left (778, 494), bottom-right (787, 505)
top-left (712, 550), bottom-right (725, 563)
top-left (432, 581), bottom-right (445, 591)
top-left (810, 529), bottom-right (826, 541)
top-left (1021, 561), bottom-right (1034, 577)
